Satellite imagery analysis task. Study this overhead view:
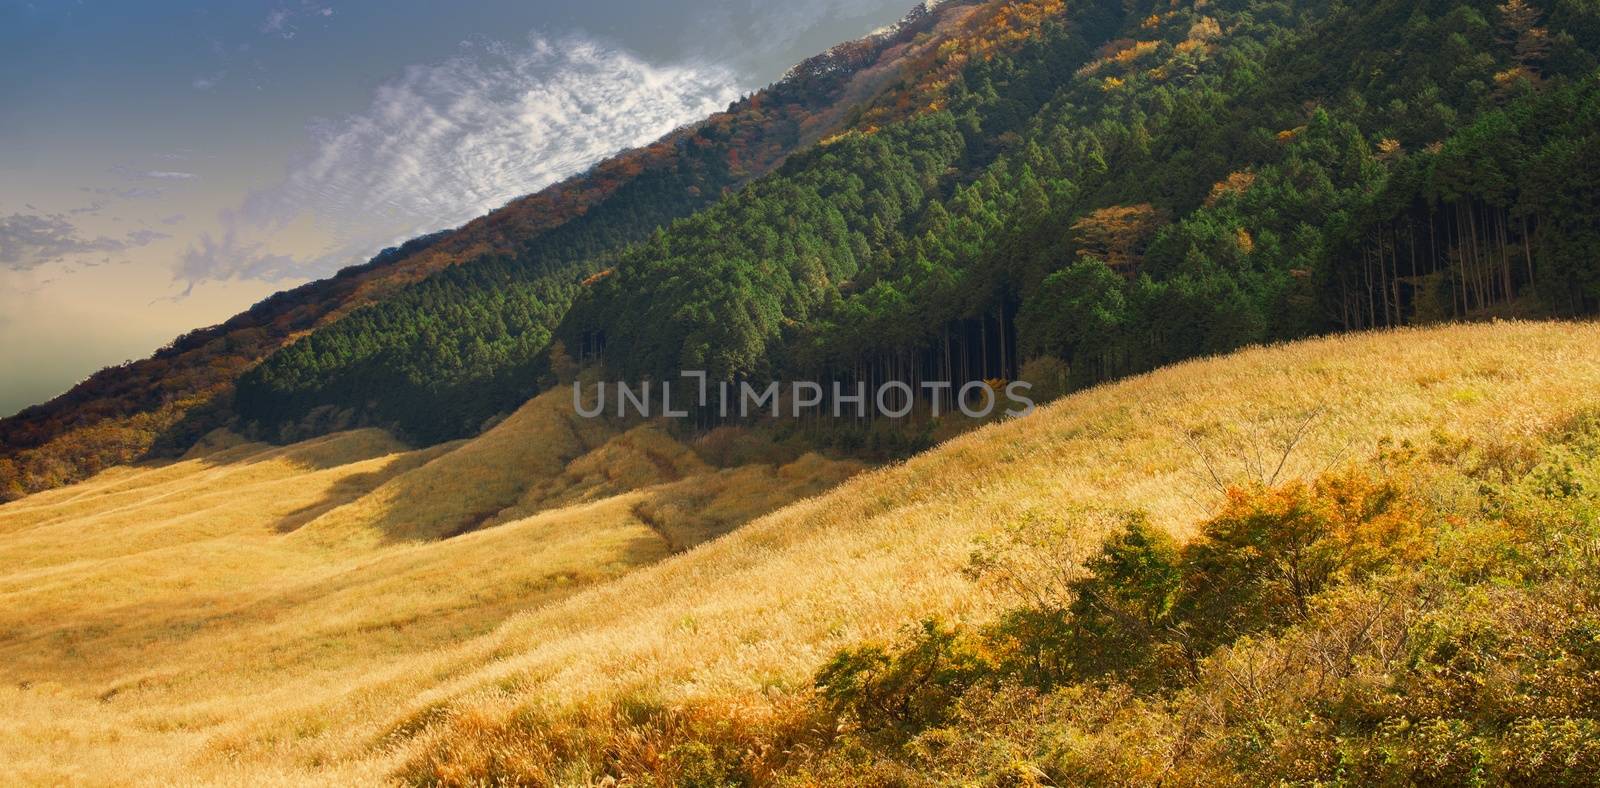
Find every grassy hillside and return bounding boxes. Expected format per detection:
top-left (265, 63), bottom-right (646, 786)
top-left (2, 321), bottom-right (1596, 784)
top-left (0, 391), bottom-right (861, 784)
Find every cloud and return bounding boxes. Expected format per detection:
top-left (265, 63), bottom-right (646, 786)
top-left (126, 229), bottom-right (171, 245)
top-left (0, 213), bottom-right (165, 271)
top-left (686, 0), bottom-right (919, 69)
top-left (192, 71), bottom-right (226, 90)
top-left (84, 185), bottom-right (167, 200)
top-left (110, 165), bottom-right (201, 182)
top-left (261, 8), bottom-right (293, 37)
top-left (176, 214), bottom-right (299, 289)
top-left (186, 33), bottom-right (739, 285)
top-left (260, 4), bottom-right (331, 39)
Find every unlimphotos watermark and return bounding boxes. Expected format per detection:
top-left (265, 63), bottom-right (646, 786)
top-left (574, 371), bottom-right (1035, 420)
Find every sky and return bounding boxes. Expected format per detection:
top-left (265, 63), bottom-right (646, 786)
top-left (0, 0), bottom-right (919, 417)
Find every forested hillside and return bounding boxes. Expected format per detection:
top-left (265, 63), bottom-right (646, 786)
top-left (235, 0), bottom-right (1600, 446)
top-left (232, 0), bottom-right (1085, 442)
top-left (0, 0), bottom-right (985, 498)
top-left (7, 0), bottom-right (1600, 495)
top-left (5, 1), bottom-right (1600, 781)
top-left (572, 0), bottom-right (1600, 397)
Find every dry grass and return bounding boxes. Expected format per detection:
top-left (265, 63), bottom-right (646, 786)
top-left (0, 392), bottom-right (860, 784)
top-left (2, 321), bottom-right (1597, 784)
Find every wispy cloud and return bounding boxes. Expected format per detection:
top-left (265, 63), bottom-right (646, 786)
top-left (261, 8), bottom-right (294, 37)
top-left (109, 165), bottom-right (201, 182)
top-left (686, 0), bottom-right (918, 70)
top-left (176, 214), bottom-right (298, 289)
top-left (0, 213), bottom-right (165, 271)
top-left (192, 71), bottom-right (226, 90)
top-left (183, 32), bottom-right (739, 285)
top-left (81, 184), bottom-right (167, 201)
top-left (260, 4), bottom-right (333, 39)
top-left (126, 228), bottom-right (171, 245)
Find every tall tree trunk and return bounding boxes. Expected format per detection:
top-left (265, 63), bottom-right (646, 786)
top-left (1378, 233), bottom-right (1387, 327)
top-left (1340, 266), bottom-right (1351, 330)
top-left (1365, 246), bottom-right (1376, 329)
top-left (1498, 210), bottom-right (1513, 304)
top-left (944, 324), bottom-right (953, 385)
top-left (1521, 215), bottom-right (1535, 290)
top-left (998, 301), bottom-right (1009, 380)
top-left (981, 313), bottom-right (990, 380)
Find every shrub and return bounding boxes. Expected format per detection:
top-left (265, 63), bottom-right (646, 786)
top-left (816, 619), bottom-right (993, 740)
top-left (1178, 467), bottom-right (1432, 652)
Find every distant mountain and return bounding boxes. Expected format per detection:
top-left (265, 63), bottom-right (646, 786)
top-left (230, 0), bottom-right (1087, 444)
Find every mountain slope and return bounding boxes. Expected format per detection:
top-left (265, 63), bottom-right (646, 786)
top-left (230, 0), bottom-right (1093, 443)
top-left (2, 321), bottom-right (1596, 784)
top-left (0, 0), bottom-right (999, 499)
top-left (11, 0), bottom-right (1599, 499)
top-left (240, 0), bottom-right (1600, 447)
top-left (0, 393), bottom-right (862, 785)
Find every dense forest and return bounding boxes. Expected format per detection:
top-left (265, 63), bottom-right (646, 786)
top-left (232, 0), bottom-right (1600, 446)
top-left (574, 0), bottom-right (1600, 398)
top-left (232, 0), bottom-right (1089, 442)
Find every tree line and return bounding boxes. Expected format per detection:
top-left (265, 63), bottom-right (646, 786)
top-left (237, 0), bottom-right (1600, 445)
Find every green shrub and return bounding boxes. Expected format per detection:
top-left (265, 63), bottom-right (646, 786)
top-left (816, 619), bottom-right (993, 740)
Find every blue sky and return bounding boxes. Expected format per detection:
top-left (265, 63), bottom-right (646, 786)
top-left (0, 0), bottom-right (919, 415)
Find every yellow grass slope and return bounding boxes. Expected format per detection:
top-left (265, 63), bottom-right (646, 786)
top-left (2, 321), bottom-right (1598, 785)
top-left (384, 322), bottom-right (1600, 779)
top-left (0, 390), bottom-right (862, 785)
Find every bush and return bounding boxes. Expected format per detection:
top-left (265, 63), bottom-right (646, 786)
top-left (816, 619), bottom-right (993, 739)
top-left (1177, 467), bottom-right (1432, 652)
top-left (971, 468), bottom-right (1433, 692)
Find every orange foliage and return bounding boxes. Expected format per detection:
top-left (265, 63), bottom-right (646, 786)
top-left (859, 0), bottom-right (1068, 128)
top-left (1187, 16), bottom-right (1222, 42)
top-left (1070, 204), bottom-right (1168, 275)
top-left (1235, 227), bottom-right (1255, 255)
top-left (1079, 39), bottom-right (1161, 77)
top-left (1205, 169), bottom-right (1257, 206)
top-left (1115, 40), bottom-right (1161, 63)
top-left (1213, 464), bottom-right (1432, 589)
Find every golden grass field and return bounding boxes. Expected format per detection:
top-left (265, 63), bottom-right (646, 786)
top-left (2, 321), bottom-right (1598, 785)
